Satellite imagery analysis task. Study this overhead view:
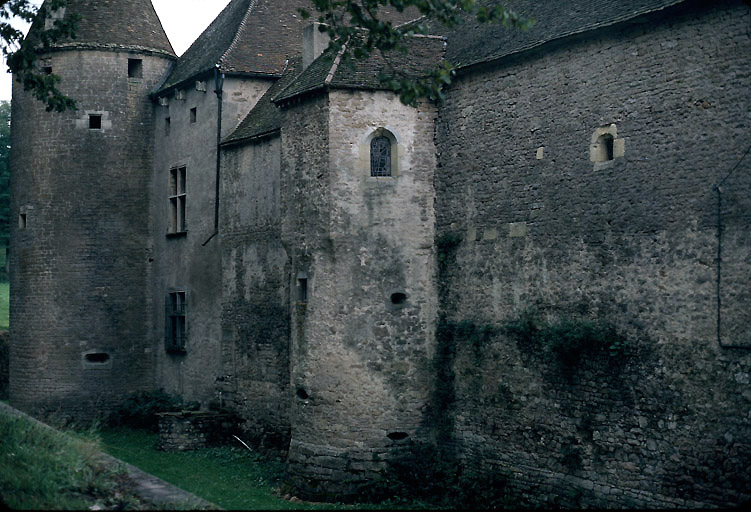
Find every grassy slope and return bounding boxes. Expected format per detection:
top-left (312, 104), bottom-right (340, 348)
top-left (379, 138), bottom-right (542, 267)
top-left (0, 281), bottom-right (8, 330)
top-left (0, 412), bottom-right (146, 510)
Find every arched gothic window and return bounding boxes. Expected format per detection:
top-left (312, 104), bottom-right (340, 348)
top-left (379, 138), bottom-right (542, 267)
top-left (370, 136), bottom-right (392, 177)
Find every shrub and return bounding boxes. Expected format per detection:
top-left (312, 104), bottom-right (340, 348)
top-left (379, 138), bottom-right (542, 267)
top-left (108, 390), bottom-right (198, 431)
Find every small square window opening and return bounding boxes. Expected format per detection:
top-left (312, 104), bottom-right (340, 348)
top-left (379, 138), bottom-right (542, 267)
top-left (128, 58), bottom-right (143, 78)
top-left (42, 66), bottom-right (53, 75)
top-left (89, 114), bottom-right (102, 130)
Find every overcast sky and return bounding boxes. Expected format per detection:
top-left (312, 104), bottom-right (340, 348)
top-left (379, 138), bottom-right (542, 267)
top-left (0, 0), bottom-right (232, 102)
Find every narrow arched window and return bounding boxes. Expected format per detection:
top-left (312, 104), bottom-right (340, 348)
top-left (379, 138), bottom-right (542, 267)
top-left (370, 136), bottom-right (392, 177)
top-left (595, 133), bottom-right (614, 162)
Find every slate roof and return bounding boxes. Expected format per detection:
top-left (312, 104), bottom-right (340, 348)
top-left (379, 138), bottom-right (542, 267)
top-left (273, 35), bottom-right (446, 105)
top-left (438, 0), bottom-right (687, 69)
top-left (222, 57), bottom-right (303, 145)
top-left (26, 0), bottom-right (175, 56)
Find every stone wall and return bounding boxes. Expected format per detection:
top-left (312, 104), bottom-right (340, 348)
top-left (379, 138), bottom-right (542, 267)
top-left (9, 48), bottom-right (174, 420)
top-left (157, 412), bottom-right (235, 451)
top-left (434, 0), bottom-right (751, 507)
top-left (219, 135), bottom-right (291, 451)
top-left (281, 90), bottom-right (439, 499)
top-left (150, 76), bottom-right (272, 406)
top-left (0, 330), bottom-right (8, 399)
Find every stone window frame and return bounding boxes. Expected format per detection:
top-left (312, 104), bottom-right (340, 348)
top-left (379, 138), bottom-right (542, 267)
top-left (167, 165), bottom-right (187, 236)
top-left (165, 290), bottom-right (188, 354)
top-left (590, 124), bottom-right (625, 170)
top-left (358, 127), bottom-right (401, 179)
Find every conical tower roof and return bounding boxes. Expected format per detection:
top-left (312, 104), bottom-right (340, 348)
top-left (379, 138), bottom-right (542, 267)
top-left (27, 0), bottom-right (175, 56)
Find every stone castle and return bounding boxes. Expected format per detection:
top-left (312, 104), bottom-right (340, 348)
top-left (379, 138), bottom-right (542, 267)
top-left (8, 0), bottom-right (751, 507)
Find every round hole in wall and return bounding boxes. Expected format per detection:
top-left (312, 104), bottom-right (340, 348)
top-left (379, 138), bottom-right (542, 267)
top-left (387, 431), bottom-right (409, 441)
top-left (84, 352), bottom-right (110, 364)
top-left (390, 292), bottom-right (407, 305)
top-left (296, 388), bottom-right (309, 400)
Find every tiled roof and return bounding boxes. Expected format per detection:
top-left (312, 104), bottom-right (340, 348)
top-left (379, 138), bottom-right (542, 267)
top-left (222, 57), bottom-right (302, 145)
top-left (160, 0), bottom-right (422, 92)
top-left (161, 0), bottom-right (311, 91)
top-left (27, 0), bottom-right (175, 56)
top-left (273, 35), bottom-right (445, 105)
top-left (438, 0), bottom-right (686, 69)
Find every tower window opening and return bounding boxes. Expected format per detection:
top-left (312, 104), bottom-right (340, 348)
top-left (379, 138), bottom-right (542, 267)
top-left (595, 133), bottom-right (614, 162)
top-left (128, 58), bottom-right (143, 78)
top-left (370, 135), bottom-right (392, 177)
top-left (390, 292), bottom-right (407, 305)
top-left (18, 213), bottom-right (27, 230)
top-left (297, 278), bottom-right (308, 303)
top-left (89, 114), bottom-right (102, 130)
top-left (85, 352), bottom-right (110, 364)
top-left (190, 107), bottom-right (197, 123)
top-left (165, 117), bottom-right (171, 136)
top-left (42, 66), bottom-right (53, 75)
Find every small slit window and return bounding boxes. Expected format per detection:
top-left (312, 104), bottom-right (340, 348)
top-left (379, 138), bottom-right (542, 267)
top-left (18, 213), bottom-right (27, 230)
top-left (190, 107), bottom-right (197, 123)
top-left (165, 117), bottom-right (171, 136)
top-left (297, 278), bottom-right (308, 303)
top-left (595, 133), bottom-right (614, 162)
top-left (128, 58), bottom-right (143, 79)
top-left (89, 114), bottom-right (102, 130)
top-left (370, 136), bottom-right (392, 177)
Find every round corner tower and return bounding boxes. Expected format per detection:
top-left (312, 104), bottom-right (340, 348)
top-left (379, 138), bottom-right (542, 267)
top-left (9, 0), bottom-right (176, 420)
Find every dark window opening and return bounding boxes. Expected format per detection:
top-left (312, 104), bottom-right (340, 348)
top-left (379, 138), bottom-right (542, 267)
top-left (370, 135), bottom-right (392, 177)
top-left (296, 388), bottom-right (309, 400)
top-left (165, 291), bottom-right (187, 353)
top-left (89, 114), bottom-right (102, 130)
top-left (165, 117), bottom-right (171, 136)
top-left (85, 352), bottom-right (110, 364)
top-left (596, 133), bottom-right (614, 162)
top-left (128, 58), bottom-right (143, 78)
top-left (390, 292), bottom-right (407, 305)
top-left (42, 66), bottom-right (53, 75)
top-left (18, 213), bottom-right (27, 230)
top-left (387, 432), bottom-right (409, 441)
top-left (297, 278), bottom-right (308, 303)
top-left (190, 107), bottom-right (197, 123)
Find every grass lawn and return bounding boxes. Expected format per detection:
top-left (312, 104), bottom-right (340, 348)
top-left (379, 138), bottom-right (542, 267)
top-left (0, 281), bottom-right (8, 330)
top-left (99, 428), bottom-right (357, 510)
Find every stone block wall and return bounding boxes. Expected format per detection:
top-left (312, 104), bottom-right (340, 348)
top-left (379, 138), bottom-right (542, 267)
top-left (9, 48), bottom-right (174, 420)
top-left (281, 90), bottom-right (439, 499)
top-left (150, 76), bottom-right (272, 406)
top-left (434, 0), bottom-right (751, 507)
top-left (219, 136), bottom-right (291, 451)
top-left (157, 412), bottom-right (236, 451)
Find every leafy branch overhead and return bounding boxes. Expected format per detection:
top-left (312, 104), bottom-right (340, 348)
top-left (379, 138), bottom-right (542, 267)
top-left (1, 0), bottom-right (78, 111)
top-left (299, 0), bottom-right (533, 105)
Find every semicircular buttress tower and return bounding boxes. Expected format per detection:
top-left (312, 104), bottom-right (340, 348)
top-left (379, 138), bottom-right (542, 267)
top-left (9, 0), bottom-right (176, 420)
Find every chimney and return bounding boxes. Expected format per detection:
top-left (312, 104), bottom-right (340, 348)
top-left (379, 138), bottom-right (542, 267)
top-left (302, 23), bottom-right (331, 70)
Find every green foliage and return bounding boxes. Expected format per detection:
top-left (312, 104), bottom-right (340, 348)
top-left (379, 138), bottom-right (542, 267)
top-left (108, 390), bottom-right (199, 432)
top-left (2, 0), bottom-right (78, 112)
top-left (504, 310), bottom-right (630, 367)
top-left (0, 410), bottom-right (145, 510)
top-left (299, 0), bottom-right (534, 106)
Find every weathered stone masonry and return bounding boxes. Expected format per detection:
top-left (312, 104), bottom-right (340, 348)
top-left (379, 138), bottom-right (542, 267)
top-left (435, 1), bottom-right (751, 507)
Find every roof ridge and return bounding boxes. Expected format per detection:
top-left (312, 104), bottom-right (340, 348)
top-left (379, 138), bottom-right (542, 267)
top-left (219, 0), bottom-right (258, 68)
top-left (324, 44), bottom-right (347, 85)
